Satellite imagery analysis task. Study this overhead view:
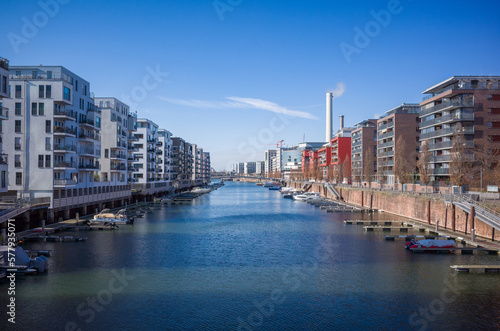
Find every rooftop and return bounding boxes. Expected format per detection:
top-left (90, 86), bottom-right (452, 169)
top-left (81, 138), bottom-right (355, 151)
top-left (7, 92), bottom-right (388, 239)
top-left (422, 76), bottom-right (500, 95)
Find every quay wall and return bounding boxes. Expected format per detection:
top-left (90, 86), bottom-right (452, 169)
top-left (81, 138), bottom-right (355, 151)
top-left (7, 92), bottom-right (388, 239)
top-left (289, 181), bottom-right (500, 241)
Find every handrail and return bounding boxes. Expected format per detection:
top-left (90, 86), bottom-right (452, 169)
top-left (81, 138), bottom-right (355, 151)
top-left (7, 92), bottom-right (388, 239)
top-left (445, 193), bottom-right (500, 220)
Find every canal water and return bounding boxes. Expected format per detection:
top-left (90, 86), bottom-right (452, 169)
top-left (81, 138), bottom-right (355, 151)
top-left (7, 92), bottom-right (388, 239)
top-left (2, 181), bottom-right (500, 330)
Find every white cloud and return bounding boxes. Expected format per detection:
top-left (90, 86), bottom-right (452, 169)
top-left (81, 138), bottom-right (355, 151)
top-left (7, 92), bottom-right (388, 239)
top-left (158, 96), bottom-right (317, 120)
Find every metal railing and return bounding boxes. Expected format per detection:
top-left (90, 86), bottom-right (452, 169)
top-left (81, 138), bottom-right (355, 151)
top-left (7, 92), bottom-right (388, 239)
top-left (420, 112), bottom-right (474, 128)
top-left (420, 98), bottom-right (474, 117)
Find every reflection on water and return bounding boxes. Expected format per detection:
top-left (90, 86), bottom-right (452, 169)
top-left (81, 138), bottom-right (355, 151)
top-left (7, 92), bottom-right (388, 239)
top-left (2, 182), bottom-right (500, 330)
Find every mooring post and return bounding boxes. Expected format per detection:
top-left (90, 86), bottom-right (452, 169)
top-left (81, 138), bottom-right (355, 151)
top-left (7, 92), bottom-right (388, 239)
top-left (42, 219), bottom-right (46, 231)
top-left (470, 206), bottom-right (475, 232)
top-left (76, 213), bottom-right (79, 226)
top-left (451, 204), bottom-right (456, 232)
top-left (471, 229), bottom-right (476, 242)
top-left (435, 220), bottom-right (439, 232)
top-left (427, 200), bottom-right (431, 224)
top-left (361, 190), bottom-right (364, 207)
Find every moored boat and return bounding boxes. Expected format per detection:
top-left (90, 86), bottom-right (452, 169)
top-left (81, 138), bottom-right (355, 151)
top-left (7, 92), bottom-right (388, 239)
top-left (89, 209), bottom-right (133, 226)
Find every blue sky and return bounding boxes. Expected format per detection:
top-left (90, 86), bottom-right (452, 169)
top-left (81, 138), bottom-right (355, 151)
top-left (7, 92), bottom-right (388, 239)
top-left (2, 0), bottom-right (500, 170)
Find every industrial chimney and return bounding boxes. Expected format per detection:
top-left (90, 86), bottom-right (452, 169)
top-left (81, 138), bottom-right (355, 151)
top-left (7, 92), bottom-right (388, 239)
top-left (326, 92), bottom-right (333, 143)
top-left (339, 115), bottom-right (344, 130)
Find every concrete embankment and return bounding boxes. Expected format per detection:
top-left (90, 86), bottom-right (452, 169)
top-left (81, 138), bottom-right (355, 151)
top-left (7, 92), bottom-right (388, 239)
top-left (288, 181), bottom-right (500, 241)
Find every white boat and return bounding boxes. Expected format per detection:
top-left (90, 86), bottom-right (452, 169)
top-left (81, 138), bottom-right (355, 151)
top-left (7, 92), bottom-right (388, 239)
top-left (293, 192), bottom-right (321, 201)
top-left (0, 245), bottom-right (48, 274)
top-left (89, 209), bottom-right (133, 226)
top-left (191, 187), bottom-right (212, 194)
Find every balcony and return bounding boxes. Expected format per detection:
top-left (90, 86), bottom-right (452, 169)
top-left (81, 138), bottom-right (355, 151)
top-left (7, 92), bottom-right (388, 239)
top-left (54, 179), bottom-right (77, 187)
top-left (78, 163), bottom-right (100, 171)
top-left (54, 109), bottom-right (77, 121)
top-left (111, 163), bottom-right (127, 172)
top-left (79, 132), bottom-right (100, 142)
top-left (0, 58), bottom-right (9, 70)
top-left (420, 98), bottom-right (474, 117)
top-left (378, 131), bottom-right (395, 140)
top-left (420, 127), bottom-right (474, 140)
top-left (54, 126), bottom-right (77, 137)
top-left (419, 112), bottom-right (474, 129)
top-left (378, 141), bottom-right (394, 149)
top-left (110, 152), bottom-right (127, 160)
top-left (431, 168), bottom-right (450, 175)
top-left (54, 144), bottom-right (77, 153)
top-left (378, 150), bottom-right (394, 158)
top-left (0, 107), bottom-right (8, 120)
top-left (79, 148), bottom-right (97, 157)
top-left (0, 154), bottom-right (7, 165)
top-left (54, 161), bottom-right (77, 169)
top-left (430, 155), bottom-right (451, 163)
top-left (79, 118), bottom-right (97, 129)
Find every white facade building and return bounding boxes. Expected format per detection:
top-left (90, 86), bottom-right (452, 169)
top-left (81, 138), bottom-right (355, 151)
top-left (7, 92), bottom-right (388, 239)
top-left (0, 57), bottom-right (9, 192)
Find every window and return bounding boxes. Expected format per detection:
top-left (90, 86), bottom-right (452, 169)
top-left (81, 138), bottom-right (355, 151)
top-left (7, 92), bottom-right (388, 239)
top-left (47, 71), bottom-right (52, 79)
top-left (1, 76), bottom-right (6, 94)
top-left (32, 103), bottom-right (37, 116)
top-left (1, 171), bottom-right (6, 188)
top-left (15, 103), bottom-right (21, 115)
top-left (84, 85), bottom-right (87, 96)
top-left (15, 120), bottom-right (21, 133)
top-left (75, 80), bottom-right (78, 92)
top-left (15, 172), bottom-right (22, 186)
top-left (45, 155), bottom-right (51, 167)
top-left (45, 120), bottom-right (51, 133)
top-left (15, 138), bottom-right (21, 151)
top-left (46, 137), bottom-right (51, 151)
top-left (63, 87), bottom-right (70, 101)
top-left (32, 71), bottom-right (38, 79)
top-left (38, 155), bottom-right (44, 167)
top-left (46, 85), bottom-right (51, 98)
top-left (15, 155), bottom-right (21, 168)
top-left (39, 103), bottom-right (44, 115)
top-left (15, 85), bottom-right (21, 98)
top-left (105, 149), bottom-right (109, 158)
top-left (39, 85), bottom-right (44, 98)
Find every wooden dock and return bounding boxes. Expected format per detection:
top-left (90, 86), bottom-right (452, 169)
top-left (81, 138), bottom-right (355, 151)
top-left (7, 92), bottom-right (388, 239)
top-left (22, 235), bottom-right (88, 242)
top-left (345, 220), bottom-right (403, 226)
top-left (364, 225), bottom-right (422, 233)
top-left (411, 247), bottom-right (497, 254)
top-left (450, 265), bottom-right (500, 273)
top-left (384, 235), bottom-right (452, 241)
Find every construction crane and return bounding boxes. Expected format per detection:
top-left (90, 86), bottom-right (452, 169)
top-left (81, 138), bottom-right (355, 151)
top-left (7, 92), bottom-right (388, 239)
top-left (267, 140), bottom-right (285, 149)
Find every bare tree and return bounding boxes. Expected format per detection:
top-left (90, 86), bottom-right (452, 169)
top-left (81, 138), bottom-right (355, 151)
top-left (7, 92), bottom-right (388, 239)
top-left (312, 161), bottom-right (321, 181)
top-left (394, 135), bottom-right (412, 191)
top-left (449, 130), bottom-right (472, 187)
top-left (343, 155), bottom-right (351, 183)
top-left (328, 164), bottom-right (334, 182)
top-left (473, 137), bottom-right (498, 189)
top-left (417, 140), bottom-right (431, 193)
top-left (363, 146), bottom-right (375, 187)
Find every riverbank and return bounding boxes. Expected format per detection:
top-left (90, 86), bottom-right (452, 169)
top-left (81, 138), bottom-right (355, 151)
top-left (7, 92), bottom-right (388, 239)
top-left (288, 181), bottom-right (500, 242)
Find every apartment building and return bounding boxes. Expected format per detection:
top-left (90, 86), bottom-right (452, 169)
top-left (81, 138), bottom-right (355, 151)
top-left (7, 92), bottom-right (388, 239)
top-left (377, 103), bottom-right (420, 185)
top-left (420, 76), bottom-right (500, 182)
top-left (158, 129), bottom-right (173, 183)
top-left (94, 97), bottom-right (130, 187)
top-left (0, 57), bottom-right (9, 192)
top-left (318, 146), bottom-right (331, 179)
top-left (184, 141), bottom-right (193, 187)
top-left (126, 112), bottom-right (138, 183)
top-left (244, 162), bottom-right (256, 174)
top-left (202, 152), bottom-right (211, 182)
top-left (264, 150), bottom-right (277, 175)
top-left (3, 65), bottom-right (129, 217)
top-left (351, 119), bottom-right (377, 182)
top-left (330, 137), bottom-right (351, 182)
top-left (191, 144), bottom-right (203, 186)
top-left (255, 161), bottom-right (265, 175)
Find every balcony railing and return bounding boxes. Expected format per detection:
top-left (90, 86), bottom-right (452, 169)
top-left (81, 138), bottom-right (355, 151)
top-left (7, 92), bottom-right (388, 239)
top-left (79, 132), bottom-right (100, 141)
top-left (430, 154), bottom-right (451, 163)
top-left (78, 164), bottom-right (100, 170)
top-left (420, 127), bottom-right (473, 140)
top-left (54, 109), bottom-right (77, 120)
top-left (378, 131), bottom-right (395, 140)
top-left (54, 126), bottom-right (77, 136)
top-left (111, 164), bottom-right (127, 171)
top-left (54, 161), bottom-right (76, 168)
top-left (54, 144), bottom-right (77, 152)
top-left (0, 154), bottom-right (7, 165)
top-left (419, 112), bottom-right (474, 128)
top-left (0, 58), bottom-right (9, 70)
top-left (420, 98), bottom-right (474, 117)
top-left (431, 168), bottom-right (450, 175)
top-left (0, 107), bottom-right (8, 119)
top-left (110, 152), bottom-right (127, 159)
top-left (54, 179), bottom-right (77, 186)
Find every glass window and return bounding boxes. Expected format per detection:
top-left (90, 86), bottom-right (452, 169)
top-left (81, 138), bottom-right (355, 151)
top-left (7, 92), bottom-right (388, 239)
top-left (15, 155), bottom-right (21, 168)
top-left (39, 103), bottom-right (44, 115)
top-left (45, 120), bottom-right (51, 133)
top-left (15, 172), bottom-right (22, 185)
top-left (2, 76), bottom-right (6, 93)
top-left (45, 155), bottom-right (51, 168)
top-left (15, 120), bottom-right (21, 133)
top-left (46, 137), bottom-right (51, 151)
top-left (15, 103), bottom-right (21, 115)
top-left (14, 138), bottom-right (21, 151)
top-left (63, 87), bottom-right (70, 101)
top-left (47, 71), bottom-right (52, 79)
top-left (1, 171), bottom-right (6, 188)
top-left (32, 103), bottom-right (37, 116)
top-left (46, 85), bottom-right (51, 98)
top-left (32, 71), bottom-right (38, 78)
top-left (39, 85), bottom-right (44, 98)
top-left (15, 85), bottom-right (21, 98)
top-left (38, 155), bottom-right (44, 167)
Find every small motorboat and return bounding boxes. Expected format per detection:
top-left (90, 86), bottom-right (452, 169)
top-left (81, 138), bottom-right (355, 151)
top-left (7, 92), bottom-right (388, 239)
top-left (405, 238), bottom-right (456, 250)
top-left (283, 193), bottom-right (294, 199)
top-left (293, 192), bottom-right (321, 201)
top-left (89, 209), bottom-right (133, 226)
top-left (269, 186), bottom-right (281, 190)
top-left (0, 246), bottom-right (48, 274)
